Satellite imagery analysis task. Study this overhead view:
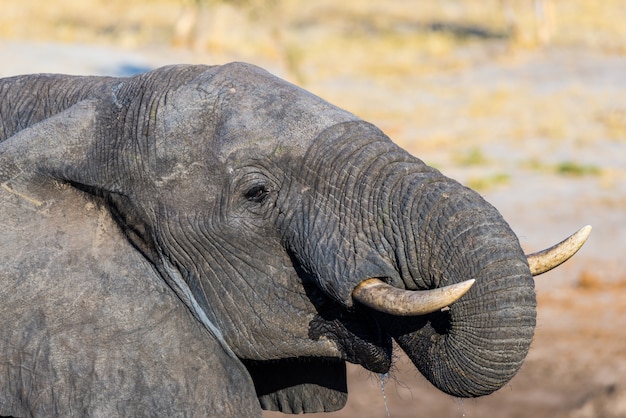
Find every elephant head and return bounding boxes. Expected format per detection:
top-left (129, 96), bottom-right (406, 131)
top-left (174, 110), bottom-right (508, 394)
top-left (0, 63), bottom-right (590, 414)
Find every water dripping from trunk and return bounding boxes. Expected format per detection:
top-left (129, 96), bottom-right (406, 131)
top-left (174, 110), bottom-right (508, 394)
top-left (455, 397), bottom-right (466, 417)
top-left (380, 372), bottom-right (391, 418)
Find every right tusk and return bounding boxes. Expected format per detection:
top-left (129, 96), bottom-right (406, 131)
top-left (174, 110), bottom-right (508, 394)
top-left (526, 225), bottom-right (592, 276)
top-left (352, 278), bottom-right (475, 316)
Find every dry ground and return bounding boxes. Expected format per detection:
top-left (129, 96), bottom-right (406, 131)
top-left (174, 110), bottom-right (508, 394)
top-left (1, 1), bottom-right (625, 416)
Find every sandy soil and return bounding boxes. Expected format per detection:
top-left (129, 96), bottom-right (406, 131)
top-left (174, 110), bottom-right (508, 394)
top-left (2, 38), bottom-right (625, 417)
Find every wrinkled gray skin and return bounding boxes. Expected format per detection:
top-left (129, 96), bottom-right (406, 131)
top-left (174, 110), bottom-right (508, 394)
top-left (0, 63), bottom-right (536, 417)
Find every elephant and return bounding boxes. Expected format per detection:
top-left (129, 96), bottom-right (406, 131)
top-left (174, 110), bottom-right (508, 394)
top-left (0, 62), bottom-right (590, 417)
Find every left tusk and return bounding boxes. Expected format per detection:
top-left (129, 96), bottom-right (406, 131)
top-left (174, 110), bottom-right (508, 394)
top-left (526, 225), bottom-right (592, 276)
top-left (352, 278), bottom-right (475, 316)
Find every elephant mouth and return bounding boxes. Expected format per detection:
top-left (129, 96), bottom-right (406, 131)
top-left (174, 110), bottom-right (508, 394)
top-left (304, 283), bottom-right (393, 374)
top-left (306, 282), bottom-right (460, 375)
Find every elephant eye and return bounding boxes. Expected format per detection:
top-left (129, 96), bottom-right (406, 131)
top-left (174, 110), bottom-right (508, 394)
top-left (244, 184), bottom-right (270, 203)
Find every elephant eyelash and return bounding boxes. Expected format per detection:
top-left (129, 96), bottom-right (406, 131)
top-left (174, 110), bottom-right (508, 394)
top-left (244, 184), bottom-right (270, 203)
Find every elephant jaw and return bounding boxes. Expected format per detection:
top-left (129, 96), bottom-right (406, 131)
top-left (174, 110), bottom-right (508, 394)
top-left (351, 225), bottom-right (591, 316)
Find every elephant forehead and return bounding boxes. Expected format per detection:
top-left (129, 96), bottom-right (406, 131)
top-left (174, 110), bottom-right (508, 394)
top-left (206, 62), bottom-right (360, 160)
top-left (150, 62), bottom-right (359, 168)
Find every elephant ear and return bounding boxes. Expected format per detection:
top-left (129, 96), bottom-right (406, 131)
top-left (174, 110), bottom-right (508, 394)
top-left (0, 99), bottom-right (100, 186)
top-left (244, 358), bottom-right (348, 413)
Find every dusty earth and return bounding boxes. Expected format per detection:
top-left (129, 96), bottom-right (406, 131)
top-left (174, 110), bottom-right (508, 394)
top-left (1, 38), bottom-right (625, 418)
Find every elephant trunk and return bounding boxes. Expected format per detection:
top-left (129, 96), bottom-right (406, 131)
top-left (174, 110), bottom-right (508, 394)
top-left (387, 178), bottom-right (537, 398)
top-left (298, 121), bottom-right (536, 396)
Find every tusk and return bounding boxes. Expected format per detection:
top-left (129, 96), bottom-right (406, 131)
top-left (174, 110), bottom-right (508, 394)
top-left (352, 278), bottom-right (475, 316)
top-left (526, 225), bottom-right (592, 276)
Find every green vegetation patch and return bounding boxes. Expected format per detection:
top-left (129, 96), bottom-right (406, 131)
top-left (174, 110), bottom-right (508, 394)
top-left (555, 161), bottom-right (602, 177)
top-left (467, 173), bottom-right (510, 192)
top-left (521, 158), bottom-right (602, 177)
top-left (454, 147), bottom-right (490, 167)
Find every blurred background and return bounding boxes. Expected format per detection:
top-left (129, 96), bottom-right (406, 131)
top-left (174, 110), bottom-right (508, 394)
top-left (1, 1), bottom-right (625, 417)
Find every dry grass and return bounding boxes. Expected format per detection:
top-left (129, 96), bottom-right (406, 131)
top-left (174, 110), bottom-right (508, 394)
top-left (1, 0), bottom-right (624, 183)
top-left (597, 108), bottom-right (626, 141)
top-left (2, 0), bottom-right (626, 72)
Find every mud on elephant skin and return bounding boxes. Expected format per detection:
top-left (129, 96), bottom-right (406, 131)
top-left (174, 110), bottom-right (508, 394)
top-left (0, 62), bottom-right (590, 416)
